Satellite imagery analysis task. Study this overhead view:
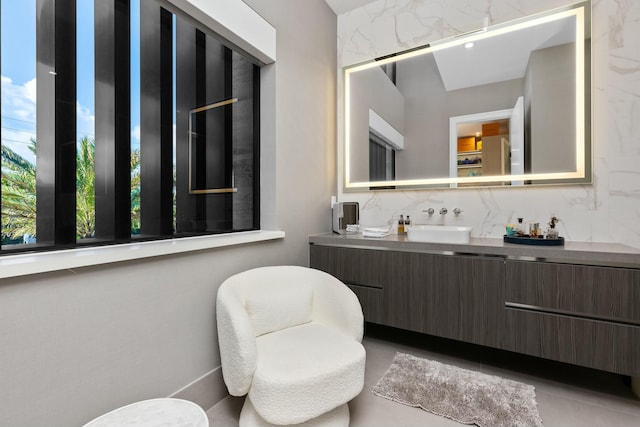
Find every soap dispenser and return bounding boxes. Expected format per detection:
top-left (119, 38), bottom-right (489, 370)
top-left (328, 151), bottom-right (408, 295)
top-left (398, 215), bottom-right (405, 235)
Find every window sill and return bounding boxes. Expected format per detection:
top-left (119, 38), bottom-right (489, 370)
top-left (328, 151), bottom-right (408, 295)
top-left (0, 230), bottom-right (285, 279)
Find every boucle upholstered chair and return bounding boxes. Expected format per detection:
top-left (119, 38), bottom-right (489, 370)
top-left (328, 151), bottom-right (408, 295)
top-left (216, 266), bottom-right (366, 427)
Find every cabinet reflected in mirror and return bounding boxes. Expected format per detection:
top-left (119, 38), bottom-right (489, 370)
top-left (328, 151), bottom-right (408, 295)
top-left (450, 101), bottom-right (522, 187)
top-left (344, 1), bottom-right (591, 190)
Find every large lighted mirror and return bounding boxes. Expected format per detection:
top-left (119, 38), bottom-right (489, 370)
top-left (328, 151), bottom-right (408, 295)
top-left (344, 1), bottom-right (591, 190)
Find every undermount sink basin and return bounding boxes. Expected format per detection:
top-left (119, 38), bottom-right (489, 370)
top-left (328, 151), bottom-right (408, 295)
top-left (406, 225), bottom-right (472, 244)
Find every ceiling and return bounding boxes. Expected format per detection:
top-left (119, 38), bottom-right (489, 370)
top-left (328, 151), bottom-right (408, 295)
top-left (432, 16), bottom-right (576, 92)
top-left (324, 0), bottom-right (378, 15)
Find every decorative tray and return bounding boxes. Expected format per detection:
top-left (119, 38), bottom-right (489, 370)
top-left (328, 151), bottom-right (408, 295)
top-left (503, 235), bottom-right (564, 246)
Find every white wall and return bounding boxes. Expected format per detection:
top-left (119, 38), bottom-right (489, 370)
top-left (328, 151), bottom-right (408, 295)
top-left (349, 66), bottom-right (405, 182)
top-left (0, 1), bottom-right (337, 425)
top-left (337, 0), bottom-right (640, 248)
top-left (527, 43), bottom-right (576, 173)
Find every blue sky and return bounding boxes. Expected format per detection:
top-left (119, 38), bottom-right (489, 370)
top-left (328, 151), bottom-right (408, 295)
top-left (1, 0), bottom-right (142, 163)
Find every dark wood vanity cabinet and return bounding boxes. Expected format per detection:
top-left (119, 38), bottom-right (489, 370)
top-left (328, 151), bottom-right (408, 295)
top-left (310, 241), bottom-right (640, 376)
top-left (504, 260), bottom-right (640, 375)
top-left (309, 245), bottom-right (505, 349)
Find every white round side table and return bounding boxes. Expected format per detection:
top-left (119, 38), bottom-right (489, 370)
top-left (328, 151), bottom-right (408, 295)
top-left (83, 398), bottom-right (209, 427)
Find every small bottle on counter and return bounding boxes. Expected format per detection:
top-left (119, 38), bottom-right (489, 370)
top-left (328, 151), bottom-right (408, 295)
top-left (529, 222), bottom-right (542, 238)
top-left (398, 215), bottom-right (405, 235)
top-left (405, 215), bottom-right (411, 228)
top-left (516, 218), bottom-right (525, 236)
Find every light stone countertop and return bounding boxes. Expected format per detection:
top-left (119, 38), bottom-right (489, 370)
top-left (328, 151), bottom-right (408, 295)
top-left (309, 233), bottom-right (640, 269)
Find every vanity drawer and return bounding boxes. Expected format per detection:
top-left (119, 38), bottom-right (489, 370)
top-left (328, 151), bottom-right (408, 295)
top-left (311, 245), bottom-right (389, 325)
top-left (310, 245), bottom-right (391, 289)
top-left (505, 309), bottom-right (640, 376)
top-left (505, 261), bottom-right (640, 325)
top-left (347, 284), bottom-right (385, 325)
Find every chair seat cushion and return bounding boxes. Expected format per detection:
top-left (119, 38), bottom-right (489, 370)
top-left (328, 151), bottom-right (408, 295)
top-left (249, 322), bottom-right (366, 425)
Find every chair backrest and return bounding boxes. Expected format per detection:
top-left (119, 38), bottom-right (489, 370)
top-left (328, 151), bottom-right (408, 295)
top-left (234, 269), bottom-right (314, 337)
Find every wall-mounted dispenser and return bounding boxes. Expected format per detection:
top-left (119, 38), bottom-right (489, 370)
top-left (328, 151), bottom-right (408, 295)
top-left (332, 202), bottom-right (359, 234)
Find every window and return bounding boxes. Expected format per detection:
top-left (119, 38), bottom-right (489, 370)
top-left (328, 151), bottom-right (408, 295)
top-left (1, 0), bottom-right (259, 254)
top-left (369, 133), bottom-right (396, 190)
top-left (369, 135), bottom-right (396, 182)
top-left (1, 0), bottom-right (37, 247)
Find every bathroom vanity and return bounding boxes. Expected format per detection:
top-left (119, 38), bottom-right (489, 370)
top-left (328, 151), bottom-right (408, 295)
top-left (309, 233), bottom-right (640, 377)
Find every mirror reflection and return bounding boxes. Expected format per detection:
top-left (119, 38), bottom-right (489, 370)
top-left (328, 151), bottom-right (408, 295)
top-left (344, 1), bottom-right (591, 190)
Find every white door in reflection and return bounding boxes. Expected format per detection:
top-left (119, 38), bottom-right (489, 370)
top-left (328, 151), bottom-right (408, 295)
top-left (510, 96), bottom-right (525, 185)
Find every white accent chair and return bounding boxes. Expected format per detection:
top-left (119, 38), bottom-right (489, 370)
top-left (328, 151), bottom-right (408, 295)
top-left (216, 266), bottom-right (366, 427)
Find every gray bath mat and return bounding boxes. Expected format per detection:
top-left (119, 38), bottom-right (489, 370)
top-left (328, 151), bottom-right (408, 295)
top-left (372, 352), bottom-right (544, 427)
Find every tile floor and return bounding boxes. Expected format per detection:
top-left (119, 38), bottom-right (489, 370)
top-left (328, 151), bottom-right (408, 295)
top-left (206, 325), bottom-right (640, 427)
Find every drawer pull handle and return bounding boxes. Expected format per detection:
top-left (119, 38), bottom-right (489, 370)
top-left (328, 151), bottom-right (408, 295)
top-left (505, 302), bottom-right (640, 327)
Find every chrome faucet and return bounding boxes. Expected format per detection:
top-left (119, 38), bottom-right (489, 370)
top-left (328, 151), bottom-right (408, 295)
top-left (453, 208), bottom-right (463, 215)
top-left (423, 208), bottom-right (435, 215)
top-left (439, 208), bottom-right (448, 215)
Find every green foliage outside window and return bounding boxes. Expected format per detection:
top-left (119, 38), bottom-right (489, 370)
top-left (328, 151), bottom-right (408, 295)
top-left (1, 138), bottom-right (141, 243)
top-left (0, 140), bottom-right (36, 242)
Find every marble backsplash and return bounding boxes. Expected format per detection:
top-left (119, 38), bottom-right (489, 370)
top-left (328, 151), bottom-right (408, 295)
top-left (335, 0), bottom-right (640, 248)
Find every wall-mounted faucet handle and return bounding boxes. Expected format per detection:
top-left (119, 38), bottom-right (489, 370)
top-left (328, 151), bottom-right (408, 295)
top-left (439, 208), bottom-right (448, 215)
top-left (453, 208), bottom-right (463, 215)
top-left (423, 208), bottom-right (435, 215)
